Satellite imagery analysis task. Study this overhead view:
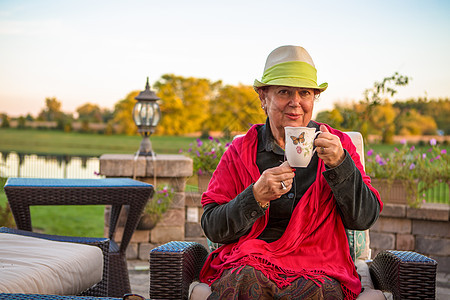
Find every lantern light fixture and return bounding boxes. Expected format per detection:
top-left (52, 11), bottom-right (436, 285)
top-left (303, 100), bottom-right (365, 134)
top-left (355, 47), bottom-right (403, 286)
top-left (132, 77), bottom-right (161, 156)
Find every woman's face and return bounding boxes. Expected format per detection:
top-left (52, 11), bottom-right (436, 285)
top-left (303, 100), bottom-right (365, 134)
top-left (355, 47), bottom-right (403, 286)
top-left (260, 85), bottom-right (316, 140)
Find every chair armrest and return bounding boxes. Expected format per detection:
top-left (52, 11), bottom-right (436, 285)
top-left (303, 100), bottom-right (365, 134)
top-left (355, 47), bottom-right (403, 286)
top-left (369, 250), bottom-right (437, 299)
top-left (150, 241), bottom-right (209, 300)
top-left (0, 227), bottom-right (110, 297)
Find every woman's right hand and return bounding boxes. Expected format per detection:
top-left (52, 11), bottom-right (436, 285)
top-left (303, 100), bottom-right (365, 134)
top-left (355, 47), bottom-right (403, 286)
top-left (253, 161), bottom-right (295, 206)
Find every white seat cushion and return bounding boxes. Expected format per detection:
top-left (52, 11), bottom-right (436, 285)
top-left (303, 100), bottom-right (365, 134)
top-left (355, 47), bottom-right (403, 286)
top-left (0, 232), bottom-right (103, 295)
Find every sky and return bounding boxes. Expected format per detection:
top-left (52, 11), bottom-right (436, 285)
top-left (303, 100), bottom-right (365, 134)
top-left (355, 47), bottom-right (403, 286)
top-left (1, 0), bottom-right (449, 118)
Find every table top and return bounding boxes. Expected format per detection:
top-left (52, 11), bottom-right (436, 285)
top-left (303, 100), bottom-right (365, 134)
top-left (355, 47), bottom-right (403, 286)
top-left (5, 178), bottom-right (152, 188)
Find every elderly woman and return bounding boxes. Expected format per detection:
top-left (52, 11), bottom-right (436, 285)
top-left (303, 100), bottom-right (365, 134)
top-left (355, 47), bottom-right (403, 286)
top-left (199, 45), bottom-right (382, 299)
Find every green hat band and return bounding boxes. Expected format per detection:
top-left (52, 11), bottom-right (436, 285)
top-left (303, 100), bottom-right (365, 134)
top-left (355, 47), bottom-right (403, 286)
top-left (262, 61), bottom-right (318, 86)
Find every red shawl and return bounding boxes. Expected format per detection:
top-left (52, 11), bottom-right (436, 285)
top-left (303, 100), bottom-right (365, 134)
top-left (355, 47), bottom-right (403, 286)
top-left (200, 123), bottom-right (382, 299)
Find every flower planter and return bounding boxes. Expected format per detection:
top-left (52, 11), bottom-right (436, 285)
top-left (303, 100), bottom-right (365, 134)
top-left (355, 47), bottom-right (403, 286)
top-left (371, 179), bottom-right (416, 205)
top-left (198, 173), bottom-right (213, 193)
top-left (137, 213), bottom-right (160, 231)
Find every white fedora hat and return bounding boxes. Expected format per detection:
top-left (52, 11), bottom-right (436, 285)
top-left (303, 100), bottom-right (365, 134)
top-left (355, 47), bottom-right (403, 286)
top-left (253, 45), bottom-right (328, 92)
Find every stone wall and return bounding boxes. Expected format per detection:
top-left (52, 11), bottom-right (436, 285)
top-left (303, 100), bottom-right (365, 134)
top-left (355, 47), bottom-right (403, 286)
top-left (99, 154), bottom-right (193, 260)
top-left (370, 203), bottom-right (450, 273)
top-left (184, 192), bottom-right (207, 247)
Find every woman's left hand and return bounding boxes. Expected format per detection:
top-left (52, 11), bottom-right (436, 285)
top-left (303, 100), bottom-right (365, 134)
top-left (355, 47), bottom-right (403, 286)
top-left (314, 125), bottom-right (345, 168)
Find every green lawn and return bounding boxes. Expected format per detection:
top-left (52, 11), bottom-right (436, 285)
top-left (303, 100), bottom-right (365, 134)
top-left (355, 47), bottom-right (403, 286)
top-left (0, 190), bottom-right (104, 237)
top-left (0, 128), bottom-right (198, 156)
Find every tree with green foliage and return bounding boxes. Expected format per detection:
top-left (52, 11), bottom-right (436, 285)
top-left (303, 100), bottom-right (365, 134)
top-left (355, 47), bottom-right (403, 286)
top-left (396, 109), bottom-right (437, 136)
top-left (394, 98), bottom-right (449, 135)
top-left (315, 108), bottom-right (344, 129)
top-left (38, 97), bottom-right (64, 121)
top-left (208, 84), bottom-right (266, 134)
top-left (154, 74), bottom-right (221, 135)
top-left (0, 113), bottom-right (10, 128)
top-left (17, 116), bottom-right (26, 129)
top-left (76, 103), bottom-right (103, 123)
top-left (112, 91), bottom-right (139, 135)
top-left (359, 72), bottom-right (410, 142)
top-left (370, 102), bottom-right (397, 144)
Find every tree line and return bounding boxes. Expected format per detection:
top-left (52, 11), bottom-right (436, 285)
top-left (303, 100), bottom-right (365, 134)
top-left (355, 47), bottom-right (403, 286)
top-left (1, 73), bottom-right (448, 143)
top-left (315, 73), bottom-right (449, 143)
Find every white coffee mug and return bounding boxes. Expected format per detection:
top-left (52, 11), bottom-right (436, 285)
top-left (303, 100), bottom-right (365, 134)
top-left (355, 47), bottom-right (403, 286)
top-left (284, 127), bottom-right (322, 168)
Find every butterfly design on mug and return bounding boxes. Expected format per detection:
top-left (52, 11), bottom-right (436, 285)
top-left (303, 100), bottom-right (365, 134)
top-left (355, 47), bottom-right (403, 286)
top-left (290, 132), bottom-right (305, 145)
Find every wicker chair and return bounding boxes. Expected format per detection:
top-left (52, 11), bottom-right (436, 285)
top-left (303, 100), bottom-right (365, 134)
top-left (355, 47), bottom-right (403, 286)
top-left (149, 132), bottom-right (437, 300)
top-left (150, 242), bottom-right (437, 300)
top-left (0, 227), bottom-right (110, 297)
top-left (3, 178), bottom-right (154, 298)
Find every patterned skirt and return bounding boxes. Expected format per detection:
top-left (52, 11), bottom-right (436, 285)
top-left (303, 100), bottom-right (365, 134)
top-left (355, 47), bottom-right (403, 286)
top-left (208, 265), bottom-right (344, 300)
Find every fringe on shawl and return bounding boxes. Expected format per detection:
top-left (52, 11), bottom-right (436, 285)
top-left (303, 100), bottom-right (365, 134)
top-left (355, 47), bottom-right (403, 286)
top-left (231, 256), bottom-right (327, 289)
top-left (228, 255), bottom-right (358, 300)
top-left (341, 284), bottom-right (358, 300)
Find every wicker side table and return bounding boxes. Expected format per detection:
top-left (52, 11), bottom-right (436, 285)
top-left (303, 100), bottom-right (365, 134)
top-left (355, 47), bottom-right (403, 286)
top-left (4, 178), bottom-right (154, 298)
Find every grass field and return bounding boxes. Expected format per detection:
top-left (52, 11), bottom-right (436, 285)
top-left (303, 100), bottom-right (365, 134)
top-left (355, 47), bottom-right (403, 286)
top-left (0, 177), bottom-right (104, 236)
top-left (0, 128), bottom-right (199, 156)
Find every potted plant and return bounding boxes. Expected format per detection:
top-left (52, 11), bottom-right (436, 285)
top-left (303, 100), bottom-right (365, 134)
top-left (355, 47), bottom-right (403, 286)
top-left (137, 184), bottom-right (175, 230)
top-left (185, 137), bottom-right (230, 192)
top-left (365, 139), bottom-right (448, 207)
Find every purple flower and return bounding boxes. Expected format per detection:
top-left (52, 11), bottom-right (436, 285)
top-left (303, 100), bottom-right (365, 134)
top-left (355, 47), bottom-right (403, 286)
top-left (430, 138), bottom-right (437, 146)
top-left (435, 155), bottom-right (441, 160)
top-left (441, 149), bottom-right (447, 154)
top-left (208, 136), bottom-right (214, 141)
top-left (198, 169), bottom-right (203, 175)
top-left (400, 139), bottom-right (407, 145)
top-left (367, 149), bottom-right (374, 156)
top-left (375, 155), bottom-right (386, 166)
top-left (410, 146), bottom-right (415, 152)
top-left (394, 147), bottom-right (399, 152)
top-left (196, 150), bottom-right (201, 157)
top-left (226, 142), bottom-right (231, 147)
top-left (179, 149), bottom-right (183, 154)
top-left (196, 139), bottom-right (203, 147)
top-left (409, 163), bottom-right (415, 170)
top-left (422, 153), bottom-right (427, 159)
top-left (428, 148), bottom-right (433, 152)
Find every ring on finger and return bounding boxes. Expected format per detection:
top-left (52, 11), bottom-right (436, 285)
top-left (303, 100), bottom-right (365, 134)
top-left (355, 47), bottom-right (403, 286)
top-left (280, 181), bottom-right (287, 190)
top-left (321, 147), bottom-right (325, 154)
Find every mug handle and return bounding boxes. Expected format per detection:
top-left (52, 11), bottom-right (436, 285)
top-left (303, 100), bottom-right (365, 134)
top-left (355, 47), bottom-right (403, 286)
top-left (311, 131), bottom-right (322, 155)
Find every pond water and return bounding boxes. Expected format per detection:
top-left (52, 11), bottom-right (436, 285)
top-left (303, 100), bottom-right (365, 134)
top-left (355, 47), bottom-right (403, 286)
top-left (0, 151), bottom-right (102, 179)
